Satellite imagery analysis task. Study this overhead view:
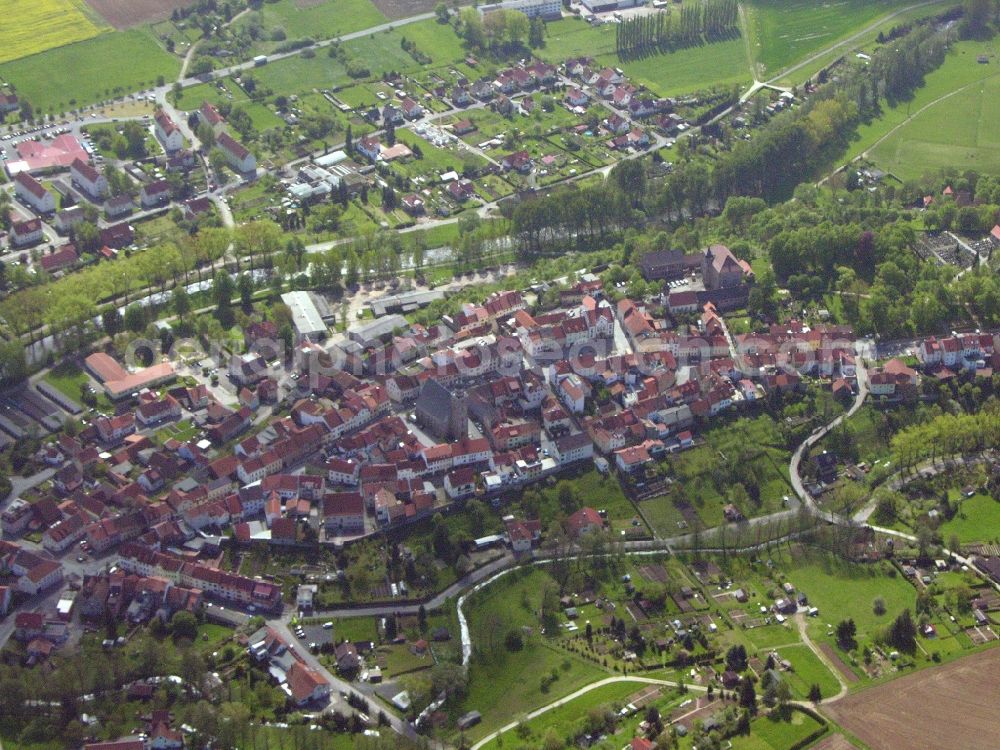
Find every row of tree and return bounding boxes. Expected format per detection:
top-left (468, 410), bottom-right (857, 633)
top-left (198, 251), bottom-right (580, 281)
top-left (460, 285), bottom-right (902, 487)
top-left (615, 0), bottom-right (738, 59)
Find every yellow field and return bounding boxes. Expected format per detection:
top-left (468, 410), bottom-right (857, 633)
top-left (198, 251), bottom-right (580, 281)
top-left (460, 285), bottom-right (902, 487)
top-left (0, 0), bottom-right (108, 65)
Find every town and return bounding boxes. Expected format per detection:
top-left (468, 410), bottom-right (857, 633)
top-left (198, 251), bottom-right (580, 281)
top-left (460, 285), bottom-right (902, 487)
top-left (1, 1), bottom-right (1000, 750)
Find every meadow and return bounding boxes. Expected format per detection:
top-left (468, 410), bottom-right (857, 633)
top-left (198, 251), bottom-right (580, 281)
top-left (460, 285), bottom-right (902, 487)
top-left (257, 0), bottom-right (386, 39)
top-left (938, 492), bottom-right (1000, 545)
top-left (744, 0), bottom-right (919, 80)
top-left (0, 0), bottom-right (107, 64)
top-left (846, 37), bottom-right (1000, 179)
top-left (0, 29), bottom-right (178, 113)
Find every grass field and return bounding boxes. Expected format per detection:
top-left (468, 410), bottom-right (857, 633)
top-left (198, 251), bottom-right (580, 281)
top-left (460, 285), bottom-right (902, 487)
top-left (0, 29), bottom-right (178, 113)
top-left (745, 0), bottom-right (916, 80)
top-left (477, 681), bottom-right (642, 750)
top-left (259, 0), bottom-right (386, 39)
top-left (848, 37), bottom-right (1000, 180)
top-left (730, 709), bottom-right (826, 750)
top-left (938, 492), bottom-right (1000, 545)
top-left (773, 643), bottom-right (842, 700)
top-left (0, 0), bottom-right (107, 64)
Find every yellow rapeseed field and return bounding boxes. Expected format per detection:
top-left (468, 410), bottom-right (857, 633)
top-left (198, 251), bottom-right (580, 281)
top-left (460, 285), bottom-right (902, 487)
top-left (0, 0), bottom-right (108, 65)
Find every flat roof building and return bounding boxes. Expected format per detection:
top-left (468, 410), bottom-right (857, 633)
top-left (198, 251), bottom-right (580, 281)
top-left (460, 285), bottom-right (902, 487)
top-left (280, 291), bottom-right (327, 341)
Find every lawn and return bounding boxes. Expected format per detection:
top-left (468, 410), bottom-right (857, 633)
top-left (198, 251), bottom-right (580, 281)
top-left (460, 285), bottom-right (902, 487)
top-left (788, 551), bottom-right (916, 644)
top-left (0, 0), bottom-right (107, 64)
top-left (729, 709), bottom-right (826, 750)
top-left (535, 17), bottom-right (751, 97)
top-left (599, 38), bottom-right (751, 97)
top-left (476, 681), bottom-right (651, 750)
top-left (938, 492), bottom-right (1000, 545)
top-left (0, 29), bottom-right (179, 113)
top-left (174, 81), bottom-right (285, 132)
top-left (258, 0), bottom-right (386, 39)
top-left (773, 643), bottom-right (842, 701)
top-left (744, 0), bottom-right (917, 80)
top-left (252, 53), bottom-right (351, 96)
top-left (43, 361), bottom-right (111, 411)
top-left (459, 568), bottom-right (609, 741)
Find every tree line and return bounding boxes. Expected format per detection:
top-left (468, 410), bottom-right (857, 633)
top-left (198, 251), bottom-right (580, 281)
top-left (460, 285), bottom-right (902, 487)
top-left (615, 0), bottom-right (738, 60)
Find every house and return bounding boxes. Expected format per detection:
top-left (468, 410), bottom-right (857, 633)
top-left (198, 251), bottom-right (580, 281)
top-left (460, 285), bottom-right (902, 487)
top-left (401, 193), bottom-right (425, 215)
top-left (217, 132), bottom-right (256, 174)
top-left (703, 244), bottom-right (753, 290)
top-left (323, 492), bottom-right (365, 534)
top-left (444, 466), bottom-right (477, 499)
top-left (448, 179), bottom-right (476, 202)
top-left (566, 88), bottom-right (589, 107)
top-left (55, 205), bottom-right (86, 234)
top-left (453, 118), bottom-right (476, 134)
top-left (70, 158), bottom-right (109, 198)
top-left (105, 194), bottom-right (134, 219)
top-left (154, 110), bottom-right (184, 152)
top-left (285, 661), bottom-right (330, 706)
top-left (39, 245), bottom-right (78, 274)
top-left (198, 101), bottom-right (226, 134)
top-left (356, 135), bottom-right (381, 162)
top-left (100, 222), bottom-right (134, 249)
top-left (452, 87), bottom-right (473, 106)
top-left (501, 150), bottom-right (532, 173)
top-left (401, 97), bottom-right (424, 120)
top-left (14, 172), bottom-right (55, 213)
top-left (10, 217), bottom-right (43, 247)
top-left (567, 507), bottom-right (603, 537)
top-left (140, 179), bottom-right (171, 208)
top-left (0, 93), bottom-right (19, 113)
top-left (334, 641), bottom-right (362, 673)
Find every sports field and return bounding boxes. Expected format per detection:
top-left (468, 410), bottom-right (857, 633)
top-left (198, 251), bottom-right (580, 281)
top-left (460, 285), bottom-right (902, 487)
top-left (0, 29), bottom-right (179, 113)
top-left (0, 0), bottom-right (107, 64)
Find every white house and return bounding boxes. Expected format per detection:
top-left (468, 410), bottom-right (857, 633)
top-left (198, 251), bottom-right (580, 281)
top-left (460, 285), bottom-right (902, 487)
top-left (154, 110), bottom-right (184, 152)
top-left (217, 132), bottom-right (257, 174)
top-left (14, 172), bottom-right (55, 214)
top-left (70, 158), bottom-right (109, 199)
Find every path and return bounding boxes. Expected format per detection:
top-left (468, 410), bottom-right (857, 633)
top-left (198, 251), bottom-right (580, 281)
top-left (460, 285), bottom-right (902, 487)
top-left (468, 676), bottom-right (708, 750)
top-left (793, 612), bottom-right (849, 702)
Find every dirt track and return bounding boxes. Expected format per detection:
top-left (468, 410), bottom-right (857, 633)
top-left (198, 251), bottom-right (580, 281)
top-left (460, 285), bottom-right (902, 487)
top-left (86, 0), bottom-right (195, 28)
top-left (823, 647), bottom-right (1000, 750)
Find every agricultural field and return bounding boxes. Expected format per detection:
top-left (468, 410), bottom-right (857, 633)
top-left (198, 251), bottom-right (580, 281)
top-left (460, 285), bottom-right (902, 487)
top-left (744, 0), bottom-right (918, 80)
top-left (0, 28), bottom-right (178, 113)
top-left (85, 0), bottom-right (195, 29)
top-left (0, 0), bottom-right (107, 65)
top-left (824, 647), bottom-right (1000, 750)
top-left (258, 0), bottom-right (386, 39)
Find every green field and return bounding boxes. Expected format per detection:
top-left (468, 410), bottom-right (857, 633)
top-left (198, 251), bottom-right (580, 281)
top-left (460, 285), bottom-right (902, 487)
top-left (938, 492), bottom-right (1000, 545)
top-left (477, 681), bottom-right (643, 750)
top-left (0, 29), bottom-right (179, 113)
top-left (745, 0), bottom-right (918, 79)
top-left (730, 709), bottom-right (826, 750)
top-left (258, 0), bottom-right (386, 39)
top-left (773, 643), bottom-right (842, 700)
top-left (847, 37), bottom-right (1000, 179)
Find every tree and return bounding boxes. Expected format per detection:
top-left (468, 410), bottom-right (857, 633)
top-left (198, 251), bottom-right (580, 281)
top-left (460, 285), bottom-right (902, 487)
top-left (505, 629), bottom-right (524, 651)
top-left (808, 683), bottom-right (822, 703)
top-left (887, 609), bottom-right (917, 654)
top-left (435, 1), bottom-right (450, 22)
top-left (173, 286), bottom-right (191, 322)
top-left (873, 597), bottom-right (886, 616)
top-left (171, 610), bottom-right (198, 641)
top-left (123, 303), bottom-right (146, 333)
top-left (725, 644), bottom-right (748, 672)
top-left (418, 604), bottom-right (428, 632)
top-left (102, 309), bottom-right (123, 336)
top-left (738, 679), bottom-right (757, 714)
top-left (197, 120), bottom-right (216, 150)
top-left (835, 618), bottom-right (857, 650)
top-left (528, 16), bottom-right (545, 48)
top-left (237, 272), bottom-right (254, 308)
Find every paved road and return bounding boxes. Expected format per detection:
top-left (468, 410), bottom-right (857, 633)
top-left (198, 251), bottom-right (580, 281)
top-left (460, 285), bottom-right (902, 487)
top-left (268, 619), bottom-right (420, 740)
